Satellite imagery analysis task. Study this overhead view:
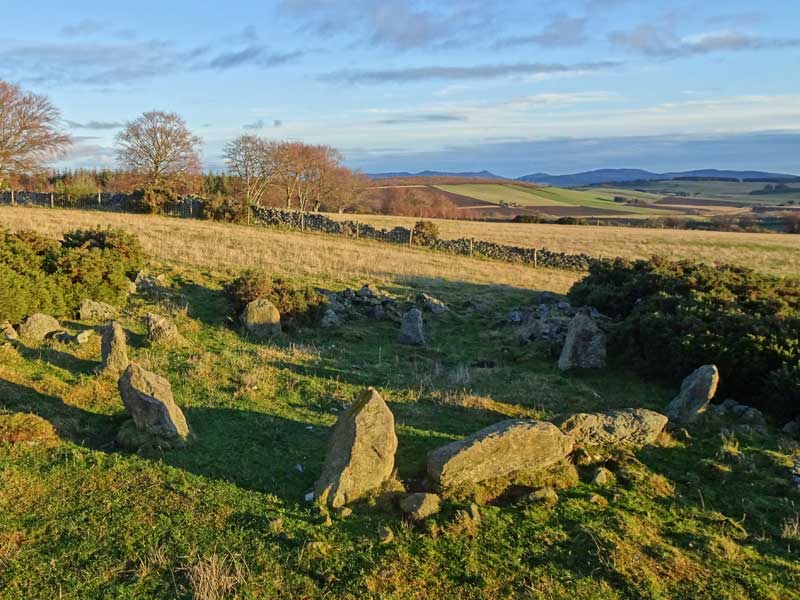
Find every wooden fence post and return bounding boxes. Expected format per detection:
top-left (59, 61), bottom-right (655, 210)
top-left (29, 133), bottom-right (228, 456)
top-left (534, 249), bottom-right (538, 268)
top-left (97, 192), bottom-right (101, 206)
top-left (10, 190), bottom-right (14, 205)
top-left (355, 222), bottom-right (360, 239)
top-left (469, 237), bottom-right (474, 257)
top-left (301, 211), bottom-right (305, 231)
top-left (50, 192), bottom-right (54, 208)
top-left (408, 229), bottom-right (414, 246)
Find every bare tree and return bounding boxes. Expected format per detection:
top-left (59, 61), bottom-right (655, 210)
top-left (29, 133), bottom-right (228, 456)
top-left (115, 111), bottom-right (201, 188)
top-left (222, 135), bottom-right (275, 207)
top-left (0, 80), bottom-right (71, 185)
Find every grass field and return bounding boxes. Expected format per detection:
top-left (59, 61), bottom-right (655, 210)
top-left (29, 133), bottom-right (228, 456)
top-left (2, 208), bottom-right (799, 598)
top-left (433, 184), bottom-right (670, 217)
top-left (612, 180), bottom-right (800, 205)
top-left (325, 212), bottom-right (800, 278)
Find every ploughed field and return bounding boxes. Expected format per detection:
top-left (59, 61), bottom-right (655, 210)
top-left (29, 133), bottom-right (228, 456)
top-left (1, 208), bottom-right (799, 599)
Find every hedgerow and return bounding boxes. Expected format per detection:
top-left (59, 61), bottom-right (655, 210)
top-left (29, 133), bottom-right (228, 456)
top-left (569, 256), bottom-right (800, 420)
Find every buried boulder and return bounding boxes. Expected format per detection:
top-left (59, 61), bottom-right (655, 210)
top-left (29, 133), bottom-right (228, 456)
top-left (144, 313), bottom-right (181, 343)
top-left (100, 321), bottom-right (129, 376)
top-left (555, 408), bottom-right (668, 449)
top-left (18, 314), bottom-right (62, 342)
top-left (426, 420), bottom-right (574, 490)
top-left (315, 387), bottom-right (398, 508)
top-left (398, 308), bottom-right (425, 345)
top-left (78, 299), bottom-right (117, 322)
top-left (558, 311), bottom-right (606, 370)
top-left (117, 363), bottom-right (190, 440)
top-left (240, 299), bottom-right (281, 337)
top-left (664, 364), bottom-right (719, 423)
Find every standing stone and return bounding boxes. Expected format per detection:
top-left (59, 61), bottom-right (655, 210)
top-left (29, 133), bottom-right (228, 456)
top-left (426, 420), bottom-right (574, 489)
top-left (315, 387), bottom-right (398, 508)
top-left (78, 299), bottom-right (117, 322)
top-left (320, 308), bottom-right (340, 328)
top-left (399, 493), bottom-right (441, 520)
top-left (558, 312), bottom-right (606, 370)
top-left (117, 364), bottom-right (190, 440)
top-left (18, 314), bottom-right (61, 341)
top-left (398, 308), bottom-right (425, 345)
top-left (240, 299), bottom-right (281, 337)
top-left (664, 365), bottom-right (719, 423)
top-left (144, 313), bottom-right (180, 343)
top-left (101, 321), bottom-right (129, 375)
top-left (556, 408), bottom-right (668, 449)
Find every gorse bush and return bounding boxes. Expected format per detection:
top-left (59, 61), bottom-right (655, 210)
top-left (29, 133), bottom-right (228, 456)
top-left (569, 256), bottom-right (800, 420)
top-left (412, 220), bottom-right (440, 245)
top-left (0, 228), bottom-right (144, 323)
top-left (225, 269), bottom-right (328, 328)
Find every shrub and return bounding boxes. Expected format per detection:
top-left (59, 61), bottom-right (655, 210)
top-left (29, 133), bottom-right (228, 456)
top-left (129, 187), bottom-right (178, 214)
top-left (412, 220), bottom-right (440, 245)
top-left (0, 228), bottom-right (143, 323)
top-left (225, 269), bottom-right (328, 328)
top-left (554, 217), bottom-right (587, 225)
top-left (200, 194), bottom-right (246, 222)
top-left (569, 256), bottom-right (800, 419)
top-left (512, 214), bottom-right (547, 224)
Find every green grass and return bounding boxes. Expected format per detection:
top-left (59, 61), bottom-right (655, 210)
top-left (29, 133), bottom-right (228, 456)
top-left (611, 180), bottom-right (800, 205)
top-left (1, 260), bottom-right (799, 598)
top-left (434, 184), bottom-right (673, 217)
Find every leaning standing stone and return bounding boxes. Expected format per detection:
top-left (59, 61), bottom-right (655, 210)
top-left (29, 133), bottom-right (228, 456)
top-left (398, 308), bottom-right (425, 345)
top-left (315, 387), bottom-right (398, 508)
top-left (18, 314), bottom-right (61, 341)
top-left (101, 321), bottom-right (129, 375)
top-left (241, 299), bottom-right (281, 337)
top-left (664, 364), bottom-right (719, 423)
top-left (426, 420), bottom-right (574, 490)
top-left (144, 313), bottom-right (181, 343)
top-left (558, 311), bottom-right (606, 370)
top-left (117, 363), bottom-right (190, 440)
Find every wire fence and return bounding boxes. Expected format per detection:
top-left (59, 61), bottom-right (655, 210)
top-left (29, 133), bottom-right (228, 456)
top-left (0, 191), bottom-right (203, 218)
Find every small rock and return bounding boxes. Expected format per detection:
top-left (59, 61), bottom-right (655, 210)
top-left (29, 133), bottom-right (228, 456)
top-left (144, 313), bottom-right (181, 343)
top-left (378, 526), bottom-right (394, 544)
top-left (589, 494), bottom-right (608, 507)
top-left (399, 493), bottom-right (441, 521)
top-left (19, 314), bottom-right (62, 341)
top-left (416, 293), bottom-right (449, 314)
top-left (134, 271), bottom-right (164, 291)
top-left (338, 507), bottom-right (353, 519)
top-left (78, 299), bottom-right (117, 322)
top-left (592, 467), bottom-right (614, 486)
top-left (0, 321), bottom-right (18, 341)
top-left (738, 407), bottom-right (766, 426)
top-left (664, 365), bottom-right (719, 423)
top-left (100, 321), bottom-right (129, 376)
top-left (465, 298), bottom-right (490, 314)
top-left (398, 308), bottom-right (425, 346)
top-left (671, 427), bottom-right (692, 441)
top-left (320, 308), bottom-right (340, 328)
top-left (304, 491), bottom-right (315, 502)
top-left (294, 463), bottom-right (304, 473)
top-left (74, 330), bottom-right (92, 345)
top-left (467, 503), bottom-right (481, 524)
top-left (357, 284), bottom-right (381, 299)
top-left (556, 408), bottom-right (668, 450)
top-left (507, 310), bottom-right (524, 325)
top-left (117, 363), bottom-right (190, 440)
top-left (782, 420), bottom-right (800, 435)
top-left (527, 487), bottom-right (559, 505)
top-left (241, 299), bottom-right (281, 337)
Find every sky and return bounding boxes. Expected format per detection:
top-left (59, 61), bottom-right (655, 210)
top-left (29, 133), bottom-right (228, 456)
top-left (2, 0), bottom-right (799, 177)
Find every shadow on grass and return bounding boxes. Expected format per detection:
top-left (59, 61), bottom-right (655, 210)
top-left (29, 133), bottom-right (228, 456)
top-left (14, 342), bottom-right (100, 378)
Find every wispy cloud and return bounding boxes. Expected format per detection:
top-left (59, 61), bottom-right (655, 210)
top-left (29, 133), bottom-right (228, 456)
top-left (242, 118), bottom-right (283, 129)
top-left (493, 13), bottom-right (588, 49)
top-left (66, 119), bottom-right (124, 130)
top-left (375, 113), bottom-right (467, 125)
top-left (321, 61), bottom-right (619, 83)
top-left (279, 0), bottom-right (493, 50)
top-left (60, 19), bottom-right (104, 37)
top-left (609, 24), bottom-right (800, 57)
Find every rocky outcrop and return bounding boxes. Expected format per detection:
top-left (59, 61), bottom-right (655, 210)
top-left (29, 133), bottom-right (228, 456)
top-left (315, 387), bottom-right (398, 508)
top-left (398, 308), bottom-right (425, 345)
top-left (18, 314), bottom-right (61, 341)
top-left (117, 363), bottom-right (190, 440)
top-left (78, 299), bottom-right (117, 322)
top-left (399, 493), bottom-right (440, 520)
top-left (426, 420), bottom-right (574, 490)
top-left (100, 321), bottom-right (129, 375)
top-left (558, 312), bottom-right (606, 370)
top-left (240, 299), bottom-right (281, 337)
top-left (1, 321), bottom-right (18, 341)
top-left (144, 313), bottom-right (181, 343)
top-left (556, 408), bottom-right (668, 449)
top-left (664, 365), bottom-right (719, 423)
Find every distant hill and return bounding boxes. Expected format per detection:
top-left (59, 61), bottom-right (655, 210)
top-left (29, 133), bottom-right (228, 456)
top-left (516, 169), bottom-right (799, 187)
top-left (368, 170), bottom-right (503, 180)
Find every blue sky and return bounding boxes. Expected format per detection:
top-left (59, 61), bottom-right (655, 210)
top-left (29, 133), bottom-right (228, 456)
top-left (2, 0), bottom-right (799, 177)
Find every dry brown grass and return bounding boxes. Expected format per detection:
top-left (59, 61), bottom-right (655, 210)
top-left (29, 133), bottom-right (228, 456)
top-left (0, 206), bottom-right (579, 293)
top-left (325, 212), bottom-right (800, 277)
